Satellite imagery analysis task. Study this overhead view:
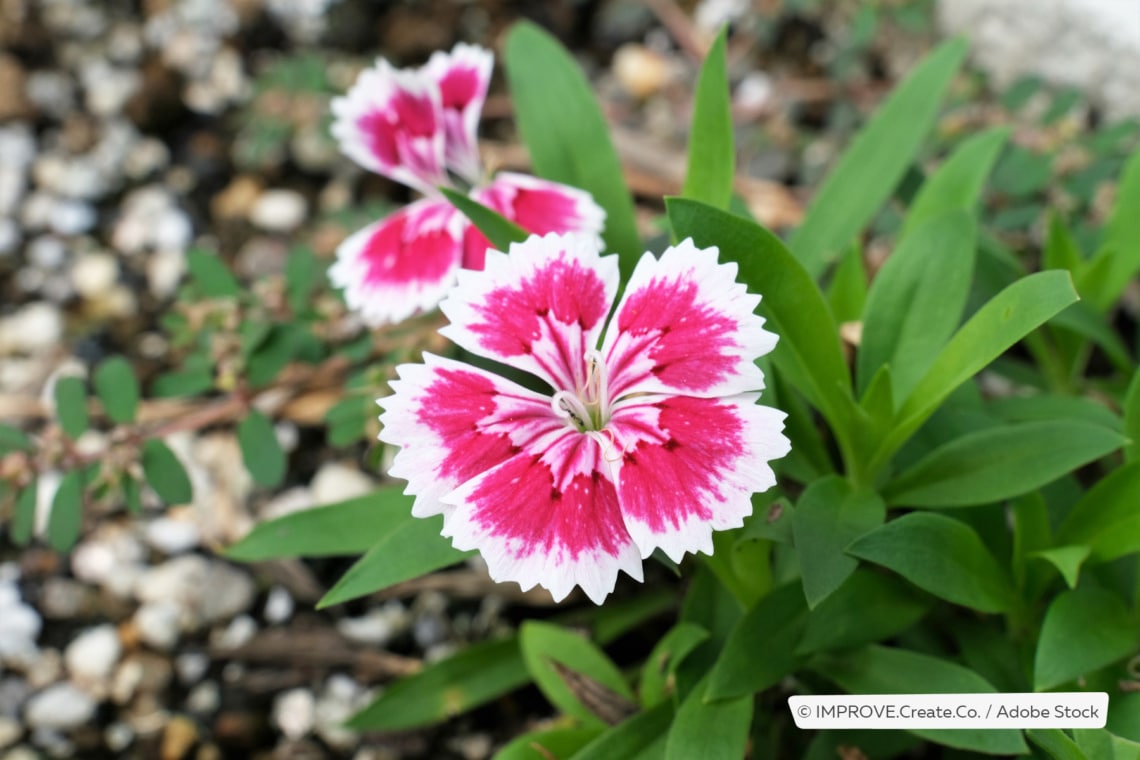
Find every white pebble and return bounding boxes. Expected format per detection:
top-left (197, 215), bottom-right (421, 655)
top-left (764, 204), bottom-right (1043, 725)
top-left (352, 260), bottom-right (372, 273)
top-left (70, 252), bottom-right (119, 299)
top-left (64, 624), bottom-right (122, 684)
top-left (51, 199), bottom-right (97, 236)
top-left (311, 462), bottom-right (374, 506)
top-left (0, 581), bottom-right (41, 663)
top-left (23, 683), bottom-right (97, 730)
top-left (152, 207), bottom-right (193, 251)
top-left (249, 189), bottom-right (308, 232)
top-left (273, 688), bottom-right (315, 740)
top-left (134, 601), bottom-right (181, 651)
top-left (104, 722), bottom-right (133, 752)
top-left (211, 614), bottom-right (256, 650)
top-left (336, 602), bottom-right (408, 647)
top-left (146, 249), bottom-right (185, 298)
top-left (0, 302), bottom-right (63, 355)
top-left (144, 517), bottom-right (200, 555)
top-left (0, 716), bottom-right (21, 749)
top-left (186, 681), bottom-right (219, 714)
top-left (174, 652), bottom-right (209, 684)
top-left (263, 586), bottom-right (293, 624)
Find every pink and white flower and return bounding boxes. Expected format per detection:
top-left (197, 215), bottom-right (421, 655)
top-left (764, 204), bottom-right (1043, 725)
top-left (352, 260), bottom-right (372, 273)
top-left (379, 233), bottom-right (790, 604)
top-left (330, 44), bottom-right (605, 326)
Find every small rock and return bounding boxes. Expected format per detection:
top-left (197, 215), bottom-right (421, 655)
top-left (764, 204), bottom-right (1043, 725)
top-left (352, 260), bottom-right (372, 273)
top-left (272, 688), bottom-right (315, 741)
top-left (134, 600), bottom-right (181, 651)
top-left (249, 189), bottom-right (307, 232)
top-left (259, 487), bottom-right (314, 522)
top-left (24, 649), bottom-right (62, 689)
top-left (0, 677), bottom-right (31, 717)
top-left (70, 252), bottom-right (119, 299)
top-left (50, 199), bottom-right (97, 236)
top-left (336, 602), bottom-right (409, 647)
top-left (185, 682), bottom-right (219, 715)
top-left (23, 684), bottom-right (97, 730)
top-left (135, 555), bottom-right (256, 628)
top-left (147, 249), bottom-right (186, 299)
top-left (0, 303), bottom-right (63, 356)
top-left (263, 586), bottom-right (293, 625)
top-left (37, 579), bottom-right (91, 620)
top-left (161, 715), bottom-right (198, 760)
top-left (210, 175), bottom-right (261, 220)
top-left (111, 653), bottom-right (173, 706)
top-left (314, 675), bottom-right (366, 751)
top-left (104, 722), bottom-right (133, 753)
top-left (174, 653), bottom-right (209, 685)
top-left (145, 517), bottom-right (201, 555)
top-left (0, 716), bottom-right (21, 750)
top-left (0, 582), bottom-right (41, 663)
top-left (311, 462), bottom-right (374, 506)
top-left (64, 624), bottom-right (122, 686)
top-left (210, 615), bottom-right (256, 650)
top-left (612, 43), bottom-right (672, 99)
top-left (0, 54), bottom-right (33, 121)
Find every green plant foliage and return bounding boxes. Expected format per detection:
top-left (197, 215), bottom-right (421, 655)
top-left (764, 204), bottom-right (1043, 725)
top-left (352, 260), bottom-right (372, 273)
top-left (93, 357), bottom-right (140, 425)
top-left (186, 247), bottom-right (241, 298)
top-left (236, 410), bottom-right (286, 488)
top-left (441, 187), bottom-right (529, 250)
top-left (53, 376), bottom-right (89, 439)
top-left (682, 28), bottom-right (733, 209)
top-left (47, 470), bottom-right (84, 551)
top-left (1034, 588), bottom-right (1139, 690)
top-left (140, 438), bottom-right (193, 506)
top-left (665, 674), bottom-right (751, 760)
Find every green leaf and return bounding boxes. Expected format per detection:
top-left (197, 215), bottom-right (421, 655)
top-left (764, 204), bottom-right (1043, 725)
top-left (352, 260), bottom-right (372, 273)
top-left (236, 410), bottom-right (286, 488)
top-left (441, 186), bottom-right (529, 251)
top-left (871, 270), bottom-right (1080, 475)
top-left (639, 623), bottom-right (709, 708)
top-left (707, 582), bottom-right (808, 700)
top-left (122, 475), bottom-right (142, 514)
top-left (1034, 587), bottom-right (1138, 691)
top-left (520, 621), bottom-right (633, 728)
top-left (227, 487), bottom-right (414, 561)
top-left (47, 470), bottom-right (84, 552)
top-left (246, 324), bottom-right (303, 387)
top-left (92, 357), bottom-right (140, 425)
top-left (318, 515), bottom-right (472, 607)
top-left (1074, 729), bottom-right (1140, 760)
top-left (1044, 212), bottom-right (1085, 273)
top-left (504, 22), bottom-right (640, 267)
top-left (666, 675), bottom-right (750, 760)
top-left (682, 27), bottom-right (733, 209)
top-left (1029, 546), bottom-right (1090, 589)
top-left (12, 481), bottom-right (37, 546)
top-left (787, 38), bottom-right (968, 276)
top-left (902, 127), bottom-right (1010, 234)
top-left (826, 242), bottom-right (867, 323)
top-left (0, 424), bottom-right (32, 454)
top-left (1086, 149), bottom-right (1140, 309)
top-left (1107, 693), bottom-right (1140, 743)
top-left (285, 245), bottom-right (320, 314)
top-left (186, 248), bottom-right (240, 298)
top-left (989, 394), bottom-right (1123, 432)
top-left (857, 211), bottom-right (976, 399)
top-left (152, 363), bottom-right (213, 398)
top-left (792, 476), bottom-right (885, 607)
top-left (797, 569), bottom-right (930, 655)
top-left (814, 645), bottom-right (1027, 755)
top-left (847, 512), bottom-right (1019, 613)
top-left (884, 420), bottom-right (1125, 508)
top-left (573, 702), bottom-right (673, 760)
top-left (349, 637), bottom-right (528, 731)
top-left (53, 376), bottom-right (89, 439)
top-left (140, 438), bottom-right (193, 506)
top-left (1125, 371), bottom-right (1140, 463)
top-left (495, 728), bottom-right (601, 760)
top-left (1057, 462), bottom-right (1140, 562)
top-left (666, 199), bottom-right (851, 430)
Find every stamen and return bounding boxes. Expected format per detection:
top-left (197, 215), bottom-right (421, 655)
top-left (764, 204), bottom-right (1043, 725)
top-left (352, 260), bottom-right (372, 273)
top-left (589, 427), bottom-right (627, 463)
top-left (551, 390), bottom-right (590, 432)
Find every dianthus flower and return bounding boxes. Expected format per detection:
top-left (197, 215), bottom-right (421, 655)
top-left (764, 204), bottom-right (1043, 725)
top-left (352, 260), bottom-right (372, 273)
top-left (329, 44), bottom-right (605, 325)
top-left (379, 232), bottom-right (790, 604)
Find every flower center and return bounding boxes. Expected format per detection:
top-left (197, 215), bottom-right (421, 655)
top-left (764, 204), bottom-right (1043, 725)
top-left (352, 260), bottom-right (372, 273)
top-left (551, 350), bottom-right (609, 433)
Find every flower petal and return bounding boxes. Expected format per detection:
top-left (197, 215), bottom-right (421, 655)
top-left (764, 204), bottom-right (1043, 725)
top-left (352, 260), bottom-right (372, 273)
top-left (331, 59), bottom-right (447, 193)
top-left (378, 353), bottom-right (567, 521)
top-left (441, 434), bottom-right (643, 604)
top-left (608, 394), bottom-right (789, 563)
top-left (440, 232), bottom-right (617, 391)
top-left (328, 198), bottom-right (463, 326)
top-left (463, 173), bottom-right (607, 270)
top-left (601, 238), bottom-right (776, 399)
top-left (423, 43), bottom-right (494, 183)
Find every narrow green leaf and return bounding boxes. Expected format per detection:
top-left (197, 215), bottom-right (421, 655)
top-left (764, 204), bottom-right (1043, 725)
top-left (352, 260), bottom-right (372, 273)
top-left (349, 637), bottom-right (528, 731)
top-left (1057, 462), bottom-right (1140, 562)
top-left (857, 211), bottom-right (976, 399)
top-left (1107, 693), bottom-right (1140, 743)
top-left (495, 727), bottom-right (601, 760)
top-left (666, 199), bottom-right (851, 429)
top-left (122, 475), bottom-right (142, 514)
top-left (187, 248), bottom-right (240, 298)
top-left (441, 186), bottom-right (529, 251)
top-left (1074, 729), bottom-right (1140, 760)
top-left (884, 420), bottom-right (1125, 508)
top-left (93, 357), bottom-right (140, 425)
top-left (1034, 588), bottom-right (1138, 691)
top-left (707, 582), bottom-right (808, 700)
top-left (47, 470), bottom-right (84, 552)
top-left (520, 621), bottom-right (633, 728)
top-left (666, 674), bottom-right (750, 760)
top-left (236, 410), bottom-right (285, 488)
top-left (1124, 370), bottom-right (1140, 463)
top-left (847, 512), bottom-right (1019, 613)
top-left (227, 486), bottom-right (413, 561)
top-left (1085, 149), bottom-right (1140, 309)
top-left (140, 438), bottom-right (193, 506)
top-left (1049, 301), bottom-right (1134, 371)
top-left (826, 242), bottom-right (868, 323)
top-left (788, 38), bottom-right (968, 276)
top-left (318, 515), bottom-right (472, 607)
top-left (573, 702), bottom-right (673, 760)
top-left (989, 394), bottom-right (1122, 432)
top-left (0, 424), bottom-right (32, 454)
top-left (797, 569), bottom-right (930, 655)
top-left (504, 22), bottom-right (640, 267)
top-left (53, 376), bottom-right (89, 439)
top-left (1030, 546), bottom-right (1090, 589)
top-left (902, 126), bottom-right (1010, 234)
top-left (792, 476), bottom-right (885, 608)
top-left (1044, 212), bottom-right (1085, 273)
top-left (872, 270), bottom-right (1080, 474)
top-left (246, 324), bottom-right (303, 387)
top-left (285, 245), bottom-right (319, 314)
top-left (814, 646), bottom-right (1027, 755)
top-left (639, 623), bottom-right (709, 708)
top-left (152, 364), bottom-right (213, 398)
top-left (682, 28), bottom-right (733, 209)
top-left (12, 481), bottom-right (37, 546)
